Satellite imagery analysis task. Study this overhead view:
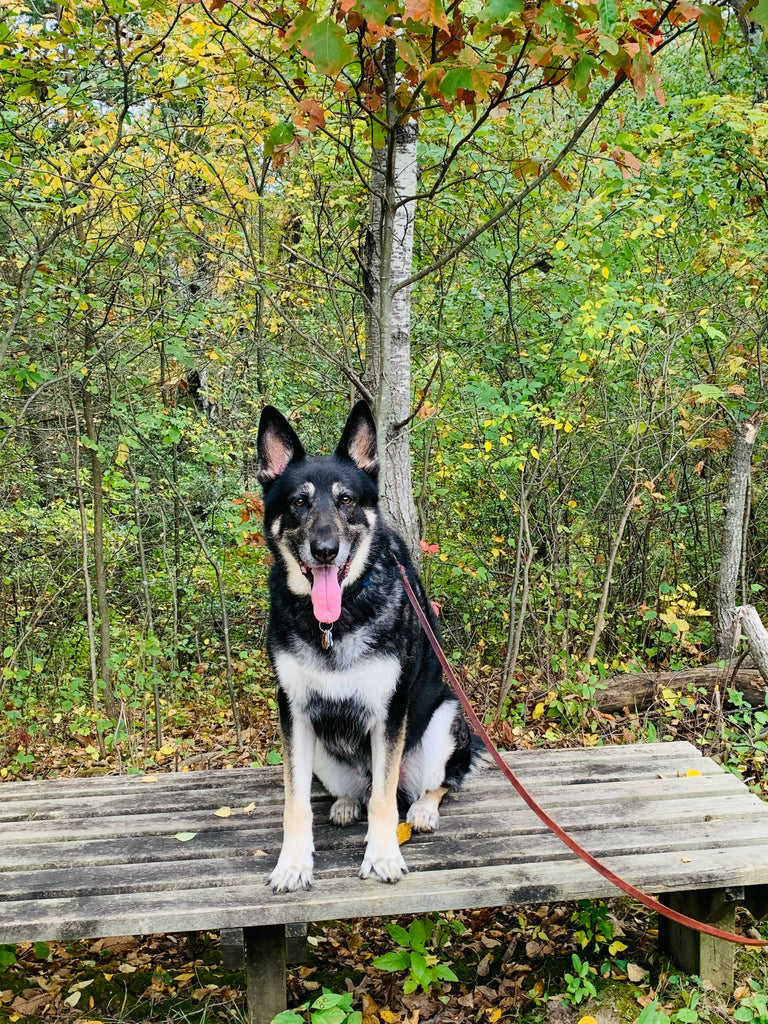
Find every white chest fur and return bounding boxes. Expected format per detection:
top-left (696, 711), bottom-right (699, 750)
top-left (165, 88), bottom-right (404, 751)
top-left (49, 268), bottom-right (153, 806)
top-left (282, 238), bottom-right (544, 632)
top-left (273, 647), bottom-right (401, 724)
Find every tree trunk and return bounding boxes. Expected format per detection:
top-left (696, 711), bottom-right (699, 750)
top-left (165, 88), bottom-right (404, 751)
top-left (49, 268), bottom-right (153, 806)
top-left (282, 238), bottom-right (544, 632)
top-left (364, 42), bottom-right (420, 557)
top-left (715, 413), bottom-right (762, 660)
top-left (734, 605), bottom-right (768, 684)
top-left (82, 385), bottom-right (117, 720)
top-left (593, 664), bottom-right (767, 713)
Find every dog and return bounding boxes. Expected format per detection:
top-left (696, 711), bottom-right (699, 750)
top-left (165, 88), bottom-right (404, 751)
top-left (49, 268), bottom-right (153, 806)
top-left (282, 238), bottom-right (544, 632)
top-left (257, 401), bottom-right (484, 892)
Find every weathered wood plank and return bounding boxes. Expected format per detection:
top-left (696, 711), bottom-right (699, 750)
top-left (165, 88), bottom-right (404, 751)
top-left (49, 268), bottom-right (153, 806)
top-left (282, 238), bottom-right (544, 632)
top-left (3, 843), bottom-right (768, 944)
top-left (0, 740), bottom-right (712, 804)
top-left (2, 814), bottom-right (768, 902)
top-left (0, 764), bottom-right (746, 841)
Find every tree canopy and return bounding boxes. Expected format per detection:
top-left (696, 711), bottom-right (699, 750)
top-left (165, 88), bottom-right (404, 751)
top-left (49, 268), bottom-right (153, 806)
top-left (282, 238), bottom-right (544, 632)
top-left (1, 0), bottom-right (767, 750)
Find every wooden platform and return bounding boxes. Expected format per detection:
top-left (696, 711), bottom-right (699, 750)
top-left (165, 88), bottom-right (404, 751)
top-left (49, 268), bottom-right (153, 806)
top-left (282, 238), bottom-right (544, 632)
top-left (2, 741), bottom-right (768, 1021)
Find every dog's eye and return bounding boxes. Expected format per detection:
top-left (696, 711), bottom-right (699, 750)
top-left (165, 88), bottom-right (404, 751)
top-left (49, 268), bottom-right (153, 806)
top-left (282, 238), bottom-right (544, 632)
top-left (294, 496), bottom-right (307, 508)
top-left (339, 494), bottom-right (354, 506)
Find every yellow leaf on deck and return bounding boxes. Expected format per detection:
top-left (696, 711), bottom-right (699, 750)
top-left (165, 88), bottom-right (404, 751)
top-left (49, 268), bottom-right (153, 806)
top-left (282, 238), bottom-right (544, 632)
top-left (686, 769), bottom-right (702, 777)
top-left (141, 774), bottom-right (158, 784)
top-left (214, 806), bottom-right (232, 818)
top-left (397, 822), bottom-right (412, 845)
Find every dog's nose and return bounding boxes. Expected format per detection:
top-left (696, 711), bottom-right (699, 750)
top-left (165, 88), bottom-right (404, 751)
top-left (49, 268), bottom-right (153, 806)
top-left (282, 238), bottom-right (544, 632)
top-left (310, 531), bottom-right (339, 564)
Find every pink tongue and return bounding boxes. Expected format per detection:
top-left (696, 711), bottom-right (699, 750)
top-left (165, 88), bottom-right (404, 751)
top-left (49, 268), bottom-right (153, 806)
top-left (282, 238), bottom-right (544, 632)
top-left (311, 565), bottom-right (342, 623)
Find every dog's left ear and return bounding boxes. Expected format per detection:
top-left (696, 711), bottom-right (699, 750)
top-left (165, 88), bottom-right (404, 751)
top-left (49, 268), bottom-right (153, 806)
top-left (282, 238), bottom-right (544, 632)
top-left (257, 406), bottom-right (306, 488)
top-left (336, 401), bottom-right (379, 481)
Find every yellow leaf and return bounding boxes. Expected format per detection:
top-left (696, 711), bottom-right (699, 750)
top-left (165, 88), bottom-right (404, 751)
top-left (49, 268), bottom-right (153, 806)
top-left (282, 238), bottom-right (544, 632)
top-left (243, 801), bottom-right (256, 814)
top-left (381, 1013), bottom-right (399, 1023)
top-left (141, 774), bottom-right (158, 784)
top-left (214, 806), bottom-right (232, 818)
top-left (397, 822), bottom-right (412, 845)
top-left (530, 447), bottom-right (540, 460)
top-left (116, 441), bottom-right (130, 466)
top-left (578, 1017), bottom-right (599, 1024)
top-left (601, 266), bottom-right (609, 279)
top-left (532, 701), bottom-right (545, 719)
top-left (686, 769), bottom-right (702, 777)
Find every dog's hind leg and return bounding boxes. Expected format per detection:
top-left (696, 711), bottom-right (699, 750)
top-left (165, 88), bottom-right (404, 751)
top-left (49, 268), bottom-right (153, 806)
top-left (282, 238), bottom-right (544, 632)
top-left (313, 743), bottom-right (367, 825)
top-left (406, 785), bottom-right (448, 832)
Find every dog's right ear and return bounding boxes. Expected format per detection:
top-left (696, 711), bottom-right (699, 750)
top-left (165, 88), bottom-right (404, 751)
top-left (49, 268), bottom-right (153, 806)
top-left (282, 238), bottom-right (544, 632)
top-left (257, 407), bottom-right (306, 487)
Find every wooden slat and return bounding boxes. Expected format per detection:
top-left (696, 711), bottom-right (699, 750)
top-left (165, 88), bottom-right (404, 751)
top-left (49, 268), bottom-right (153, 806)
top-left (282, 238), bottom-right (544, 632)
top-left (1, 741), bottom-right (767, 946)
top-left (2, 844), bottom-right (768, 944)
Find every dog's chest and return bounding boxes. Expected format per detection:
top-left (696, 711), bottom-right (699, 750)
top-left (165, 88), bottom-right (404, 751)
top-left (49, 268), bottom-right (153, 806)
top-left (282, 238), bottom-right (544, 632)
top-left (273, 644), bottom-right (400, 726)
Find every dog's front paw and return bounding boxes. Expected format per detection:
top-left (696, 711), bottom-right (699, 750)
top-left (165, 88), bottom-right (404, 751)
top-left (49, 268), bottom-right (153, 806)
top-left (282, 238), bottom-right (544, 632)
top-left (359, 846), bottom-right (408, 884)
top-left (269, 856), bottom-right (314, 893)
top-left (330, 796), bottom-right (362, 826)
top-left (406, 799), bottom-right (440, 833)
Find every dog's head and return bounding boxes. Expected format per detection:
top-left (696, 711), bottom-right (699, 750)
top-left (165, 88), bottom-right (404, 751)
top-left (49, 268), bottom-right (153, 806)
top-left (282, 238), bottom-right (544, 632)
top-left (257, 402), bottom-right (380, 623)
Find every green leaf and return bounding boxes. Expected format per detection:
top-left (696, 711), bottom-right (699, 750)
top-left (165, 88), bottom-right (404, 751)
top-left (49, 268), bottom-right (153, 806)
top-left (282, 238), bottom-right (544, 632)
top-left (0, 946), bottom-right (17, 969)
top-left (301, 19), bottom-right (354, 77)
top-left (312, 1008), bottom-right (348, 1024)
top-left (385, 922), bottom-right (411, 946)
top-left (373, 950), bottom-right (410, 971)
top-left (598, 0), bottom-right (618, 32)
top-left (435, 963), bottom-right (458, 981)
top-left (33, 942), bottom-right (50, 960)
top-left (270, 1014), bottom-right (305, 1024)
top-left (409, 951), bottom-right (432, 990)
top-left (265, 123), bottom-right (295, 157)
top-left (174, 831), bottom-right (198, 842)
top-left (478, 0), bottom-right (524, 22)
top-left (751, 0), bottom-right (768, 26)
top-left (408, 918), bottom-right (427, 952)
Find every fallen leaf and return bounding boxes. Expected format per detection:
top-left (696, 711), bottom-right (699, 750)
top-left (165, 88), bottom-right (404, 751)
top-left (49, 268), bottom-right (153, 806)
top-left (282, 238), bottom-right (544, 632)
top-left (174, 832), bottom-right (198, 842)
top-left (686, 768), bottom-right (702, 777)
top-left (397, 822), bottom-right (412, 845)
top-left (141, 775), bottom-right (158, 784)
top-left (627, 963), bottom-right (649, 983)
top-left (243, 801), bottom-right (256, 814)
top-left (213, 806), bottom-right (232, 818)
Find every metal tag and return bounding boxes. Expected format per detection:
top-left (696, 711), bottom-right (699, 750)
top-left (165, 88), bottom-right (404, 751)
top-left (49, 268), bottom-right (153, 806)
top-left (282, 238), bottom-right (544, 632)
top-left (320, 625), bottom-right (333, 650)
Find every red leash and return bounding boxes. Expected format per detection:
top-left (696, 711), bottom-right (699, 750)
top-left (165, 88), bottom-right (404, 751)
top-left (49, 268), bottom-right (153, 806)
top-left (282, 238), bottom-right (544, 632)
top-left (397, 561), bottom-right (768, 948)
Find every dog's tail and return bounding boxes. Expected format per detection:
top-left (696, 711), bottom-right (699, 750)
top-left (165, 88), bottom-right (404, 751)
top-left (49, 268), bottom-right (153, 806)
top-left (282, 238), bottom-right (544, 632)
top-left (467, 733), bottom-right (494, 774)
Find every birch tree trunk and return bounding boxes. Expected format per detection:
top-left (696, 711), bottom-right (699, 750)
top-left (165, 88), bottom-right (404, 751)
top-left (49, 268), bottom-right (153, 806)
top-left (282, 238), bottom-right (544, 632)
top-left (715, 413), bottom-right (762, 660)
top-left (364, 40), bottom-right (420, 557)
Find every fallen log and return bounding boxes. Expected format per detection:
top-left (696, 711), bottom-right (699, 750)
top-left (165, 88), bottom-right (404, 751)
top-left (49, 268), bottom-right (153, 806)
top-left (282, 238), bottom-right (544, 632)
top-left (595, 665), bottom-right (767, 714)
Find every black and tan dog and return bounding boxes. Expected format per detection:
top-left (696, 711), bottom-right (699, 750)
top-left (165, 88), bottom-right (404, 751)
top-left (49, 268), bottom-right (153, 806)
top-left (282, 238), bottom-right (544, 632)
top-left (257, 402), bottom-right (483, 892)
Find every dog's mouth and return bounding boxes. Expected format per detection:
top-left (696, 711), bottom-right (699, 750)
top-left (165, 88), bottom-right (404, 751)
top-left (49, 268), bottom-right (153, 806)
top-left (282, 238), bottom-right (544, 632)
top-left (300, 561), bottom-right (350, 624)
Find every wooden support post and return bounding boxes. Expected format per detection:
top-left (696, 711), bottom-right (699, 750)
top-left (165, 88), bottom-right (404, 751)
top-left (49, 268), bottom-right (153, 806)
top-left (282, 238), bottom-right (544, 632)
top-left (220, 928), bottom-right (244, 969)
top-left (244, 924), bottom-right (287, 1024)
top-left (658, 889), bottom-right (737, 991)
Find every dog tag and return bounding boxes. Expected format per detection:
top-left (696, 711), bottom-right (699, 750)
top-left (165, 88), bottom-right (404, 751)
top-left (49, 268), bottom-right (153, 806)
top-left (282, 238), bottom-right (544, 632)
top-left (320, 624), bottom-right (333, 650)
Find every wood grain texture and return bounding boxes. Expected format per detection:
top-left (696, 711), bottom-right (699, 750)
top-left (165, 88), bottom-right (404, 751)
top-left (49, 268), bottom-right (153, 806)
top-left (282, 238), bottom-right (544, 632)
top-left (2, 741), bottom-right (767, 944)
